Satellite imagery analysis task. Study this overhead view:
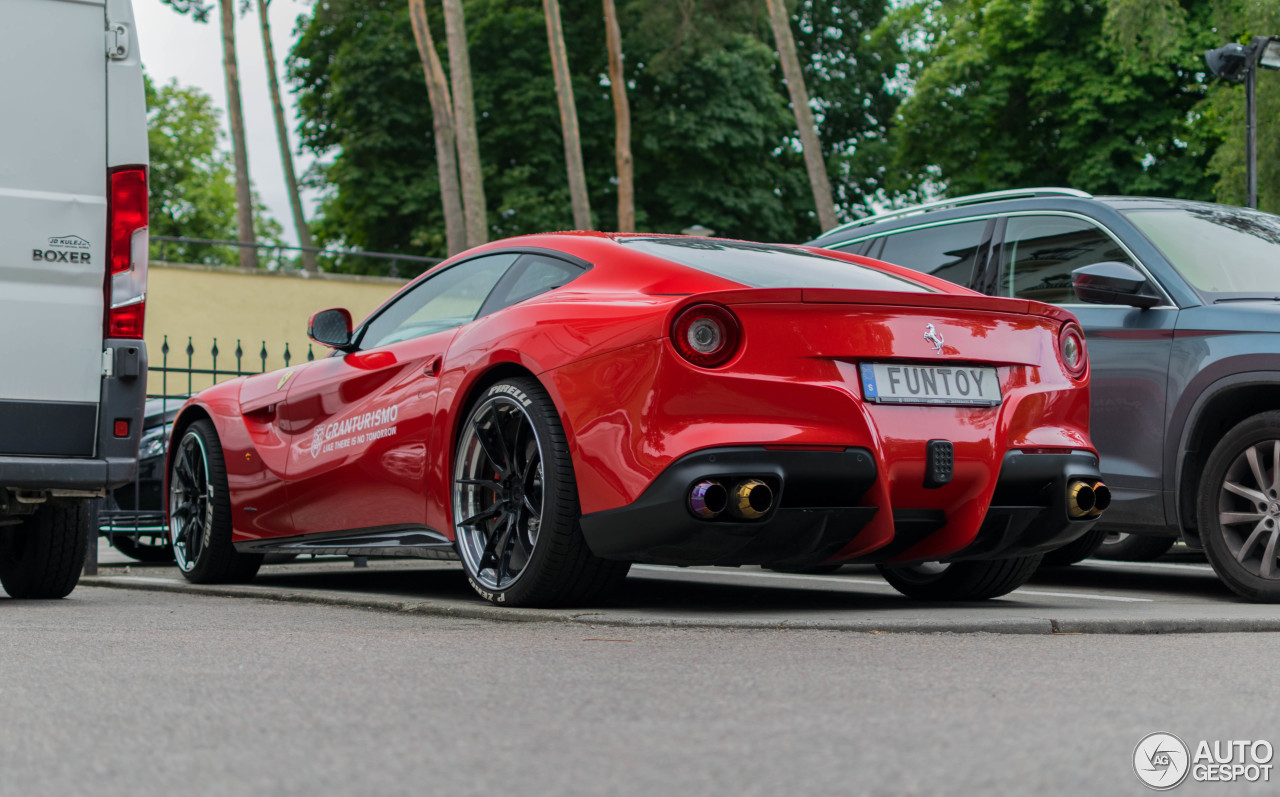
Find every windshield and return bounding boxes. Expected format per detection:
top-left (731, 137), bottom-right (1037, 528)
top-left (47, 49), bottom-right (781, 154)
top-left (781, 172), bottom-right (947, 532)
top-left (621, 238), bottom-right (935, 293)
top-left (1124, 206), bottom-right (1280, 299)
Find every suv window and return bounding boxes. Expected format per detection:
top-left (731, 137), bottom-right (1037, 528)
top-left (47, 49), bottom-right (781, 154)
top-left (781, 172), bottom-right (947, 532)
top-left (999, 216), bottom-right (1135, 304)
top-left (872, 221), bottom-right (987, 287)
top-left (359, 253), bottom-right (519, 348)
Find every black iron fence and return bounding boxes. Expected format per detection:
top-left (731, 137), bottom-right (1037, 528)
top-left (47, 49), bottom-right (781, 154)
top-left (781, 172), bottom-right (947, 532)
top-left (93, 337), bottom-right (316, 569)
top-left (149, 334), bottom-right (317, 401)
top-left (150, 235), bottom-right (442, 278)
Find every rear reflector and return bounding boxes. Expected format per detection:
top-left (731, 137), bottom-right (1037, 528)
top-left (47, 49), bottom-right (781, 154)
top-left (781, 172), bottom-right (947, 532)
top-left (113, 419), bottom-right (130, 438)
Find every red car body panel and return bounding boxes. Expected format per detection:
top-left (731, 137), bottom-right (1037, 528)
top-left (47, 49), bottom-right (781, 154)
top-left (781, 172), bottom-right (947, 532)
top-left (169, 232), bottom-right (1098, 568)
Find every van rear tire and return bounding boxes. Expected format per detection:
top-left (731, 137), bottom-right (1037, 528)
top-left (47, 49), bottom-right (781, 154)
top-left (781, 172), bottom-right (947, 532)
top-left (0, 498), bottom-right (89, 599)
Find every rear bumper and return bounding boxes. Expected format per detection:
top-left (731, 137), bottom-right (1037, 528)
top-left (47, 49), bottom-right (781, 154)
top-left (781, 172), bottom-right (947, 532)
top-left (941, 450), bottom-right (1103, 562)
top-left (579, 447), bottom-right (879, 566)
top-left (578, 447), bottom-right (1102, 567)
top-left (0, 455), bottom-right (139, 492)
top-left (0, 341), bottom-right (146, 494)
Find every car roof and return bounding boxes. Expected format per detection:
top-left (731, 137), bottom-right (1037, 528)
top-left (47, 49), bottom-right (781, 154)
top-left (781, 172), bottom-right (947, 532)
top-left (807, 189), bottom-right (1252, 246)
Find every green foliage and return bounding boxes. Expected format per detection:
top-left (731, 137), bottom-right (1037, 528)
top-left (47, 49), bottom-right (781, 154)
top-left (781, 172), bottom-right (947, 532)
top-left (146, 75), bottom-right (283, 267)
top-left (890, 0), bottom-right (1218, 202)
top-left (288, 0), bottom-right (902, 270)
top-left (1104, 0), bottom-right (1280, 212)
top-left (792, 0), bottom-right (909, 216)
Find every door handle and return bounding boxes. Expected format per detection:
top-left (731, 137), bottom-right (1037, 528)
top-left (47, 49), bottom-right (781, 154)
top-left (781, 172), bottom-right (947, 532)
top-left (423, 357), bottom-right (441, 377)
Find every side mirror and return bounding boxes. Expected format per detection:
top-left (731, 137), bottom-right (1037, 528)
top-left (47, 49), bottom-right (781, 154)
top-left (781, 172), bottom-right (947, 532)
top-left (308, 308), bottom-right (356, 351)
top-left (1072, 262), bottom-right (1162, 309)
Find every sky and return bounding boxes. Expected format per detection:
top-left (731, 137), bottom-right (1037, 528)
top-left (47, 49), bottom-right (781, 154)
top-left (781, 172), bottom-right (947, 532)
top-left (133, 0), bottom-right (320, 247)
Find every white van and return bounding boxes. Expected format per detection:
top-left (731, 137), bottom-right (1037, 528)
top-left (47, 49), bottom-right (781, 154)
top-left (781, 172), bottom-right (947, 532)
top-left (0, 0), bottom-right (148, 597)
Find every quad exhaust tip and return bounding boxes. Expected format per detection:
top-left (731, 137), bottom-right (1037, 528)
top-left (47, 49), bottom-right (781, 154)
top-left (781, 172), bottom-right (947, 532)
top-left (730, 479), bottom-right (773, 520)
top-left (689, 480), bottom-right (728, 519)
top-left (688, 478), bottom-right (775, 520)
top-left (1067, 479), bottom-right (1109, 519)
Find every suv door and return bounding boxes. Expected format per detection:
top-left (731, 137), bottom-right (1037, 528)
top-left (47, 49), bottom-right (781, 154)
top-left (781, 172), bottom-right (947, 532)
top-left (990, 214), bottom-right (1176, 529)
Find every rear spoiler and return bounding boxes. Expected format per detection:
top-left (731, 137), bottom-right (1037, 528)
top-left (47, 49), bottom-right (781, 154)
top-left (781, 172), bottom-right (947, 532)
top-left (682, 286), bottom-right (1078, 326)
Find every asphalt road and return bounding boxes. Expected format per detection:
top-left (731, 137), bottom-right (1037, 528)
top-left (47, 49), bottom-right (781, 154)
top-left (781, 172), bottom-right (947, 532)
top-left (81, 540), bottom-right (1280, 634)
top-left (1, 583), bottom-right (1275, 797)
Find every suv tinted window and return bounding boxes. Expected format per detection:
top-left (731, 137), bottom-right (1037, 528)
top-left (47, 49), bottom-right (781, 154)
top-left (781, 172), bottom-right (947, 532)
top-left (359, 253), bottom-right (519, 348)
top-left (999, 216), bottom-right (1135, 303)
top-left (873, 221), bottom-right (986, 287)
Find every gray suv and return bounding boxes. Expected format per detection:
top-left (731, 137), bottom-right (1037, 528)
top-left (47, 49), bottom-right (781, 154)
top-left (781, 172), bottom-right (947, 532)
top-left (809, 188), bottom-right (1280, 602)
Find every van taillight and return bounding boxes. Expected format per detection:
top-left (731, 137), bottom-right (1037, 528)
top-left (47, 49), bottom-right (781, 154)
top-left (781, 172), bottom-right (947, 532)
top-left (106, 166), bottom-right (148, 339)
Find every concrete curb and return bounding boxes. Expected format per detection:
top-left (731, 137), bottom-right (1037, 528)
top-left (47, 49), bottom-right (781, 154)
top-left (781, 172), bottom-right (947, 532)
top-left (80, 574), bottom-right (1280, 635)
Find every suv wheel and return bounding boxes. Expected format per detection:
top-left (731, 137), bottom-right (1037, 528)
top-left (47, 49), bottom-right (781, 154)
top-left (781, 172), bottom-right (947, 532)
top-left (1198, 411), bottom-right (1280, 602)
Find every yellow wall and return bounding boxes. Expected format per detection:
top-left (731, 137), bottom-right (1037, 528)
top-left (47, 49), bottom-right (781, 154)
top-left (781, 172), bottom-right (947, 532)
top-left (145, 263), bottom-right (407, 394)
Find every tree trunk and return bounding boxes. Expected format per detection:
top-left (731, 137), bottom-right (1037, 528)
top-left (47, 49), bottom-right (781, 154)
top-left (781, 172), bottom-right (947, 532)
top-left (441, 0), bottom-right (488, 247)
top-left (544, 0), bottom-right (592, 230)
top-left (218, 0), bottom-right (258, 268)
top-left (765, 0), bottom-right (837, 234)
top-left (602, 0), bottom-right (633, 232)
top-left (409, 0), bottom-right (465, 256)
top-left (257, 0), bottom-right (316, 270)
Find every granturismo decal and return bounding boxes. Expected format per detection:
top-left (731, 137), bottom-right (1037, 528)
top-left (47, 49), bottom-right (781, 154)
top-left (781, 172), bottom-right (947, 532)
top-left (311, 404), bottom-right (400, 458)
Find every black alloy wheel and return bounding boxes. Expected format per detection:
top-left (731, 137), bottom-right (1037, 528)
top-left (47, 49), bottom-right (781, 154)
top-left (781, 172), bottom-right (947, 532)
top-left (167, 420), bottom-right (261, 583)
top-left (452, 378), bottom-right (628, 606)
top-left (1199, 411), bottom-right (1280, 602)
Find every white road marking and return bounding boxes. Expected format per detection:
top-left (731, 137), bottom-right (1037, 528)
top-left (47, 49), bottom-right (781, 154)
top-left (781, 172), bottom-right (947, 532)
top-left (1010, 589), bottom-right (1150, 603)
top-left (1075, 560), bottom-right (1217, 574)
top-left (631, 565), bottom-right (1153, 602)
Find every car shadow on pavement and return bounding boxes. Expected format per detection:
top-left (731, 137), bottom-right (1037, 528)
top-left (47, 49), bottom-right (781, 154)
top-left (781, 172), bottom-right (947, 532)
top-left (243, 562), bottom-right (1071, 614)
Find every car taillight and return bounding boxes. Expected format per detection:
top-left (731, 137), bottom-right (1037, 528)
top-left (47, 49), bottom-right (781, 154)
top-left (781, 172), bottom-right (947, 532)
top-left (1058, 323), bottom-right (1087, 379)
top-left (106, 166), bottom-right (148, 339)
top-left (671, 303), bottom-right (741, 368)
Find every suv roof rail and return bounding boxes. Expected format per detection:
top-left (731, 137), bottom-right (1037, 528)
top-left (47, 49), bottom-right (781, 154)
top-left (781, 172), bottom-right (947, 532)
top-left (821, 187), bottom-right (1093, 237)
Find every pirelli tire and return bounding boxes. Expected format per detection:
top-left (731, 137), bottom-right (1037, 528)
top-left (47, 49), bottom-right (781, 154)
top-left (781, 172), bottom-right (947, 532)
top-left (168, 419), bottom-right (262, 584)
top-left (453, 378), bottom-right (629, 607)
top-left (0, 498), bottom-right (90, 599)
top-left (877, 555), bottom-right (1042, 601)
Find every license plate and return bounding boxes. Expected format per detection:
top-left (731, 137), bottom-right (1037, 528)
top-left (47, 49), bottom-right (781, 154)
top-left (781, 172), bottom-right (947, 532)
top-left (859, 363), bottom-right (1001, 407)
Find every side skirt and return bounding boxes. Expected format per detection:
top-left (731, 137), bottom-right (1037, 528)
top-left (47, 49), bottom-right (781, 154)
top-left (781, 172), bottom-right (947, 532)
top-left (234, 525), bottom-right (459, 561)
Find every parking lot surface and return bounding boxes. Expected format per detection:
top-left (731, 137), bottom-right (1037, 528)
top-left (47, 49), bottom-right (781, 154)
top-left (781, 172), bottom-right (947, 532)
top-left (84, 541), bottom-right (1276, 634)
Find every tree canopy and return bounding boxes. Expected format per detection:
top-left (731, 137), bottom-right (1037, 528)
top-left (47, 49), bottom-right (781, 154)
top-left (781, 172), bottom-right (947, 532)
top-left (287, 0), bottom-right (903, 273)
top-left (146, 75), bottom-right (282, 266)
top-left (273, 0), bottom-right (1280, 276)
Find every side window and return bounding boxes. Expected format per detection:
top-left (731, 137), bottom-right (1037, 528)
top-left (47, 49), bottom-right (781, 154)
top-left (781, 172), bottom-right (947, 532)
top-left (873, 221), bottom-right (987, 287)
top-left (480, 254), bottom-right (584, 315)
top-left (999, 216), bottom-right (1135, 304)
top-left (358, 253), bottom-right (519, 349)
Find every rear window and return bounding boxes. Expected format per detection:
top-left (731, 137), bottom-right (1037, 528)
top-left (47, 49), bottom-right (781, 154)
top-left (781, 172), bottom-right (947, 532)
top-left (621, 238), bottom-right (935, 293)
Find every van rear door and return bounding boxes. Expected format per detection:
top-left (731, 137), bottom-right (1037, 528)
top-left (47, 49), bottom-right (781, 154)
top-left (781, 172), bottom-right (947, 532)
top-left (0, 0), bottom-right (109, 456)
